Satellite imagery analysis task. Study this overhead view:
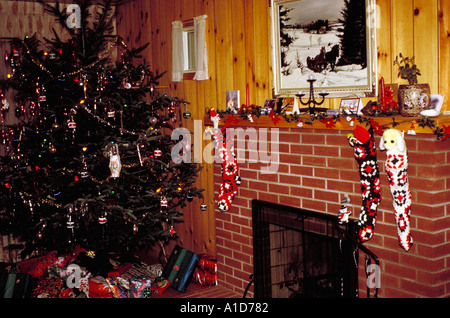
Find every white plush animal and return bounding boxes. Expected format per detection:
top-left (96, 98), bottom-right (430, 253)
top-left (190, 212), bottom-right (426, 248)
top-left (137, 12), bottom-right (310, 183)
top-left (379, 128), bottom-right (406, 153)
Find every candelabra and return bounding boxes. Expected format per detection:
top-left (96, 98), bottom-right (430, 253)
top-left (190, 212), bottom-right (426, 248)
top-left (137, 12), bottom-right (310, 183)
top-left (296, 76), bottom-right (329, 114)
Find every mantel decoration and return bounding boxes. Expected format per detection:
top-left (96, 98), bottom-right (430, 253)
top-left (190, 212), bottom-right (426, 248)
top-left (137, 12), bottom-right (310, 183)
top-left (394, 53), bottom-right (431, 117)
top-left (207, 105), bottom-right (450, 142)
top-left (295, 75), bottom-right (329, 114)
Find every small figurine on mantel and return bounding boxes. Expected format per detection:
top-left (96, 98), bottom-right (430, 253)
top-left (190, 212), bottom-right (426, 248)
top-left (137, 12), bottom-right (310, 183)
top-left (361, 77), bottom-right (399, 116)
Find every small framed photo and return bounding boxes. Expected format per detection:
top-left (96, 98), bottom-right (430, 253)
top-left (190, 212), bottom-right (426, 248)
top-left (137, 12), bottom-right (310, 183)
top-left (339, 98), bottom-right (363, 115)
top-left (264, 99), bottom-right (276, 109)
top-left (260, 99), bottom-right (277, 115)
top-left (226, 90), bottom-right (240, 113)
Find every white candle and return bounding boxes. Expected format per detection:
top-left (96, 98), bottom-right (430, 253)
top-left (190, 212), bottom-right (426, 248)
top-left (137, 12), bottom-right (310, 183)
top-left (297, 91), bottom-right (303, 95)
top-left (321, 90), bottom-right (327, 95)
top-left (308, 75), bottom-right (315, 80)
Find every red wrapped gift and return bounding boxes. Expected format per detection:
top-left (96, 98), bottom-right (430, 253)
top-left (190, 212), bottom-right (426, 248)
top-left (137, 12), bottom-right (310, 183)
top-left (107, 263), bottom-right (132, 278)
top-left (88, 276), bottom-right (113, 298)
top-left (197, 255), bottom-right (217, 274)
top-left (18, 252), bottom-right (58, 278)
top-left (193, 255), bottom-right (218, 287)
top-left (150, 279), bottom-right (170, 295)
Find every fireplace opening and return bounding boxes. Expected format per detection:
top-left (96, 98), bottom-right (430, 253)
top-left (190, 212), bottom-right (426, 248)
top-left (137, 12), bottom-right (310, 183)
top-left (252, 200), bottom-right (359, 298)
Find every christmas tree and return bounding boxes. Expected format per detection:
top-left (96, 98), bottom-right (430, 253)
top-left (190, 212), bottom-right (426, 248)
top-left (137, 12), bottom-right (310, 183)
top-left (0, 0), bottom-right (203, 258)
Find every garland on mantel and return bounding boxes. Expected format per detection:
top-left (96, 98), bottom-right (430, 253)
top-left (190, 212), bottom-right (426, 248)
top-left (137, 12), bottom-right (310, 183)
top-left (208, 106), bottom-right (450, 141)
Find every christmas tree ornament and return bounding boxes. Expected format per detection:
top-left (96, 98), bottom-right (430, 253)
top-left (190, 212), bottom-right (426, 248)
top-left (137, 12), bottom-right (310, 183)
top-left (379, 129), bottom-right (413, 251)
top-left (149, 115), bottom-right (158, 127)
top-left (338, 194), bottom-right (351, 224)
top-left (160, 196), bottom-right (168, 208)
top-left (183, 109), bottom-right (191, 119)
top-left (347, 125), bottom-right (381, 242)
top-left (66, 214), bottom-right (75, 229)
top-left (107, 143), bottom-right (122, 178)
top-left (200, 203), bottom-right (207, 211)
top-left (48, 142), bottom-right (56, 153)
top-left (154, 149), bottom-right (162, 157)
top-left (98, 212), bottom-right (107, 225)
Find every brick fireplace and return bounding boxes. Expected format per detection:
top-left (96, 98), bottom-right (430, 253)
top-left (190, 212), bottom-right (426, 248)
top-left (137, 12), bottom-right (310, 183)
top-left (211, 119), bottom-right (450, 298)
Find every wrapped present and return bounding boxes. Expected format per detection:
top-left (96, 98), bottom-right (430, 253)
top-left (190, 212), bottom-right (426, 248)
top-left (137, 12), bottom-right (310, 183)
top-left (197, 255), bottom-right (217, 274)
top-left (129, 276), bottom-right (152, 298)
top-left (193, 255), bottom-right (218, 287)
top-left (162, 245), bottom-right (200, 293)
top-left (105, 277), bottom-right (127, 298)
top-left (107, 276), bottom-right (130, 297)
top-left (148, 263), bottom-right (163, 278)
top-left (151, 278), bottom-right (170, 295)
top-left (17, 252), bottom-right (58, 278)
top-left (121, 262), bottom-right (160, 280)
top-left (32, 277), bottom-right (63, 298)
top-left (59, 288), bottom-right (77, 298)
top-left (88, 276), bottom-right (113, 298)
top-left (107, 263), bottom-right (132, 278)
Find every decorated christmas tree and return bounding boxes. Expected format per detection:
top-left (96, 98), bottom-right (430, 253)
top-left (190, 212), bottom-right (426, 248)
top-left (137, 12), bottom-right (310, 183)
top-left (0, 0), bottom-right (203, 258)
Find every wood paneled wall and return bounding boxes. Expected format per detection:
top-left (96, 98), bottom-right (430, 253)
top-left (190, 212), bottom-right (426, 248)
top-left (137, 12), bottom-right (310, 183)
top-left (118, 0), bottom-right (450, 256)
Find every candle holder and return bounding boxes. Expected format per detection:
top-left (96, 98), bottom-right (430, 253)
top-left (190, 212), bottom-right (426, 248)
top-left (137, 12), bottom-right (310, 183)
top-left (296, 78), bottom-right (329, 115)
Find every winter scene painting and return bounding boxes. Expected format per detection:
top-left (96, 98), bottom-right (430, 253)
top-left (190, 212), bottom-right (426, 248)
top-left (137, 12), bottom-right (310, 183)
top-left (271, 0), bottom-right (377, 97)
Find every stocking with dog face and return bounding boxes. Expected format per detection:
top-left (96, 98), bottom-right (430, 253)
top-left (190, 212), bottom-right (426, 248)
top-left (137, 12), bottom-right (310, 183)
top-left (380, 129), bottom-right (413, 252)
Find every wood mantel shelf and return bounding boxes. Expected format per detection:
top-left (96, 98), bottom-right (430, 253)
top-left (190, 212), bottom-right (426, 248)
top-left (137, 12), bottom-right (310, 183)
top-left (204, 113), bottom-right (450, 135)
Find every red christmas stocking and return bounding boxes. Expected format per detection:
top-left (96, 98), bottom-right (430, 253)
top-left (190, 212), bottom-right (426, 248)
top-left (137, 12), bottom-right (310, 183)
top-left (348, 125), bottom-right (382, 242)
top-left (380, 129), bottom-right (413, 252)
top-left (213, 125), bottom-right (241, 212)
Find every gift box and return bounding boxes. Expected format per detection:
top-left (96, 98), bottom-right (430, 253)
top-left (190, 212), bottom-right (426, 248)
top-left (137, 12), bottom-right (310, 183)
top-left (162, 245), bottom-right (200, 293)
top-left (88, 276), bottom-right (114, 298)
top-left (121, 262), bottom-right (161, 280)
top-left (129, 276), bottom-right (152, 298)
top-left (17, 252), bottom-right (58, 278)
top-left (193, 255), bottom-right (218, 287)
top-left (151, 278), bottom-right (170, 295)
top-left (0, 270), bottom-right (34, 298)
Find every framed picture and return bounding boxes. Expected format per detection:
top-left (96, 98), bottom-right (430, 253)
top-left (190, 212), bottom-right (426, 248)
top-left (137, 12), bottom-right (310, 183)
top-left (226, 90), bottom-right (240, 113)
top-left (271, 0), bottom-right (378, 98)
top-left (264, 99), bottom-right (277, 109)
top-left (339, 98), bottom-right (363, 115)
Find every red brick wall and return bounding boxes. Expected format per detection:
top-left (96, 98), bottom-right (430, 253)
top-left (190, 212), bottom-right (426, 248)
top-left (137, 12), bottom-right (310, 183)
top-left (214, 127), bottom-right (450, 298)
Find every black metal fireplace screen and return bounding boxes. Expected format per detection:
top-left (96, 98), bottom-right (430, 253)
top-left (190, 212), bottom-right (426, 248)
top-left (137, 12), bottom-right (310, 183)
top-left (252, 200), bottom-right (361, 298)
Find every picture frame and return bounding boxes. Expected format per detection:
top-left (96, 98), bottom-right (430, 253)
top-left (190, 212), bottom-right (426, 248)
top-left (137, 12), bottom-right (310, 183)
top-left (263, 99), bottom-right (277, 110)
top-left (271, 0), bottom-right (378, 98)
top-left (226, 90), bottom-right (240, 113)
top-left (339, 98), bottom-right (363, 115)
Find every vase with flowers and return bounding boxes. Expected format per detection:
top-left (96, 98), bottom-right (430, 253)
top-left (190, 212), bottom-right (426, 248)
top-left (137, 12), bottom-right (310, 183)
top-left (394, 53), bottom-right (430, 117)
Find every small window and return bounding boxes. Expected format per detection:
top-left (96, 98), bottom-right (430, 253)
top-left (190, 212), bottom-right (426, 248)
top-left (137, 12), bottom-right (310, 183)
top-left (183, 25), bottom-right (195, 73)
top-left (172, 15), bottom-right (208, 82)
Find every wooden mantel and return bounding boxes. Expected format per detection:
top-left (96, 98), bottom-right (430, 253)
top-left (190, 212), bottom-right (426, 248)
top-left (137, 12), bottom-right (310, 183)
top-left (204, 113), bottom-right (450, 136)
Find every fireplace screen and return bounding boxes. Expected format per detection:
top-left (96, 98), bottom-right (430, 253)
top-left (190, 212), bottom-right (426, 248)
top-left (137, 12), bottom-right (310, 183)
top-left (252, 200), bottom-right (359, 298)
